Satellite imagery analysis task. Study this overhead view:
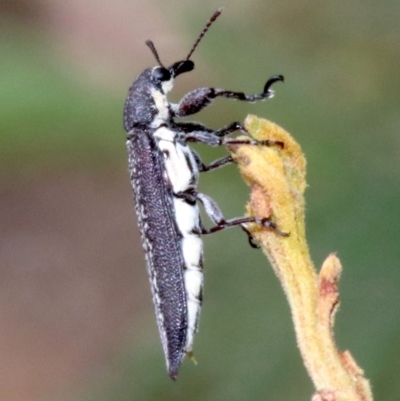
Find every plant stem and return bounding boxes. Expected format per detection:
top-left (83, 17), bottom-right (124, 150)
top-left (228, 115), bottom-right (373, 401)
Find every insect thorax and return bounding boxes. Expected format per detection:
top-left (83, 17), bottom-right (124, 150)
top-left (123, 68), bottom-right (175, 132)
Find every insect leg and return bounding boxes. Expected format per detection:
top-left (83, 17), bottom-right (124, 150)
top-left (176, 190), bottom-right (258, 245)
top-left (191, 149), bottom-right (234, 173)
top-left (171, 75), bottom-right (284, 118)
top-left (177, 122), bottom-right (283, 148)
top-left (212, 74), bottom-right (284, 102)
top-left (214, 122), bottom-right (283, 147)
top-left (200, 156), bottom-right (234, 172)
top-left (196, 192), bottom-right (289, 239)
top-left (186, 129), bottom-right (283, 148)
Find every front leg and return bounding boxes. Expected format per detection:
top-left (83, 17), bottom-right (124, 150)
top-left (170, 75), bottom-right (284, 118)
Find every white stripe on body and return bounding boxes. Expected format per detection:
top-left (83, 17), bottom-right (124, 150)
top-left (155, 127), bottom-right (203, 353)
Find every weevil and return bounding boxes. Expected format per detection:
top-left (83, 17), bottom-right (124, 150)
top-left (123, 8), bottom-right (285, 380)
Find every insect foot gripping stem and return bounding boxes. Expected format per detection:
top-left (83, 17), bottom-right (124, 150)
top-left (258, 218), bottom-right (290, 237)
top-left (123, 7), bottom-right (285, 380)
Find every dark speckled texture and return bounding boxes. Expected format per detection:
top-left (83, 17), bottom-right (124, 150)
top-left (126, 132), bottom-right (187, 379)
top-left (124, 69), bottom-right (158, 131)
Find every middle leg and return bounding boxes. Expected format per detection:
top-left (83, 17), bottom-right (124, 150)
top-left (177, 121), bottom-right (284, 149)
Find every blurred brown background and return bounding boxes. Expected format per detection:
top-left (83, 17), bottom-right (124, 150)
top-left (1, 1), bottom-right (400, 400)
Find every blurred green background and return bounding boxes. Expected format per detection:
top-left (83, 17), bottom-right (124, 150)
top-left (1, 0), bottom-right (400, 400)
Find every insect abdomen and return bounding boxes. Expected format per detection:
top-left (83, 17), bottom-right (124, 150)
top-left (126, 129), bottom-right (188, 379)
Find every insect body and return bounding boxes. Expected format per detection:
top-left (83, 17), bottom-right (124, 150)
top-left (123, 9), bottom-right (284, 380)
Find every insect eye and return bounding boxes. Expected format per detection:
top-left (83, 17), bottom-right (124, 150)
top-left (153, 67), bottom-right (171, 82)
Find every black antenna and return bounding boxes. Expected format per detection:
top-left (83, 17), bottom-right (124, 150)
top-left (186, 8), bottom-right (223, 61)
top-left (145, 40), bottom-right (165, 68)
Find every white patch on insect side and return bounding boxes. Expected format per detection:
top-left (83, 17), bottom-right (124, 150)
top-left (161, 77), bottom-right (174, 94)
top-left (174, 198), bottom-right (199, 235)
top-left (154, 126), bottom-right (175, 141)
top-left (184, 269), bottom-right (203, 352)
top-left (155, 126), bottom-right (203, 353)
top-left (155, 127), bottom-right (199, 192)
top-left (150, 88), bottom-right (170, 127)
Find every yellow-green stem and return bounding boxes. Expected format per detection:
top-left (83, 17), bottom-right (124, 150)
top-left (228, 115), bottom-right (373, 401)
